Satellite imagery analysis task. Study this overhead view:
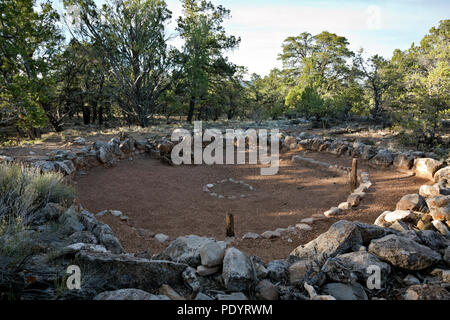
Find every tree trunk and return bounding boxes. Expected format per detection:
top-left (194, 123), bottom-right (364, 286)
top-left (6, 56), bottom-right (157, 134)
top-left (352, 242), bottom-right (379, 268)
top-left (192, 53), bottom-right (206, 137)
top-left (92, 103), bottom-right (98, 124)
top-left (82, 106), bottom-right (91, 125)
top-left (187, 96), bottom-right (195, 123)
top-left (98, 105), bottom-right (104, 125)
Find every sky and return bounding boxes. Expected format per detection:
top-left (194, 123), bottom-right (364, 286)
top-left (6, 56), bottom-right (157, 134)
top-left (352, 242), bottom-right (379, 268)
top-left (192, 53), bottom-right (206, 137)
top-left (53, 0), bottom-right (449, 77)
top-left (164, 0), bottom-right (449, 76)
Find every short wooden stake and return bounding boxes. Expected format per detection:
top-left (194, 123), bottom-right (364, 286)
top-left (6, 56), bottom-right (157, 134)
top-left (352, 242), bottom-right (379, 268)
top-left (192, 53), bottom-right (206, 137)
top-left (226, 213), bottom-right (235, 237)
top-left (350, 158), bottom-right (358, 192)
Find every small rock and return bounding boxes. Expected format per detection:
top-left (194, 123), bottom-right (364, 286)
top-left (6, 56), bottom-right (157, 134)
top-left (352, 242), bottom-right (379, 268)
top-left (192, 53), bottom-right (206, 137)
top-left (338, 202), bottom-right (351, 210)
top-left (159, 284), bottom-right (185, 300)
top-left (289, 260), bottom-right (312, 284)
top-left (261, 230), bottom-right (281, 239)
top-left (403, 274), bottom-right (421, 286)
top-left (195, 292), bottom-right (213, 300)
top-left (217, 292), bottom-right (248, 300)
top-left (324, 207), bottom-right (342, 217)
top-left (255, 280), bottom-right (279, 300)
top-left (73, 137), bottom-right (86, 145)
top-left (155, 233), bottom-right (169, 243)
top-left (432, 220), bottom-right (450, 237)
top-left (94, 289), bottom-right (168, 300)
top-left (182, 267), bottom-right (201, 292)
top-left (347, 194), bottom-right (361, 207)
top-left (196, 265), bottom-right (220, 276)
top-left (295, 224), bottom-right (312, 231)
top-left (242, 232), bottom-right (260, 240)
top-left (300, 218), bottom-right (314, 224)
top-left (266, 260), bottom-right (289, 283)
top-left (96, 210), bottom-right (108, 217)
top-left (110, 210), bottom-right (123, 217)
top-left (390, 220), bottom-right (410, 232)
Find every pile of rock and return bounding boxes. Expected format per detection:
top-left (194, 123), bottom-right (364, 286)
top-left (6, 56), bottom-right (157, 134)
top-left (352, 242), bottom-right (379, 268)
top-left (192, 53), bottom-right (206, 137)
top-left (281, 132), bottom-right (444, 173)
top-left (4, 201), bottom-right (449, 300)
top-left (374, 165), bottom-right (450, 239)
top-left (28, 134), bottom-right (150, 176)
top-left (202, 178), bottom-right (256, 200)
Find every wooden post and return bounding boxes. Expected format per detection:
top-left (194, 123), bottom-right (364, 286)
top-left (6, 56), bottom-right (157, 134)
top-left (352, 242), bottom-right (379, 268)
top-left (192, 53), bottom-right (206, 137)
top-left (350, 158), bottom-right (358, 192)
top-left (226, 213), bottom-right (235, 237)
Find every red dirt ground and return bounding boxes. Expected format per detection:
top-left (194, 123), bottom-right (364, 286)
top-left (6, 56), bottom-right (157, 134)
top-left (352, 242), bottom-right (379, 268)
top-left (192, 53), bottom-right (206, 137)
top-left (74, 150), bottom-right (429, 262)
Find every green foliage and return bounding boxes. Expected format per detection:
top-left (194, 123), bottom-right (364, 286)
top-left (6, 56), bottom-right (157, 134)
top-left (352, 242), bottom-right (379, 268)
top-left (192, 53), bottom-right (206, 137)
top-left (286, 86), bottom-right (326, 119)
top-left (0, 0), bottom-right (63, 136)
top-left (387, 20), bottom-right (450, 148)
top-left (65, 0), bottom-right (174, 127)
top-left (279, 31), bottom-right (357, 120)
top-left (0, 163), bottom-right (75, 225)
top-left (177, 0), bottom-right (240, 122)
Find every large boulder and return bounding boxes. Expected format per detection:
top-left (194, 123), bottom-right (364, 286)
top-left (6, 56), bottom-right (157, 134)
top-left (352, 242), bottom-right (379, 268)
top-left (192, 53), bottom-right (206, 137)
top-left (289, 260), bottom-right (315, 284)
top-left (404, 284), bottom-right (450, 300)
top-left (434, 167), bottom-right (450, 183)
top-left (321, 282), bottom-right (368, 300)
top-left (97, 146), bottom-right (114, 165)
top-left (156, 140), bottom-right (174, 155)
top-left (310, 137), bottom-right (324, 152)
top-left (69, 231), bottom-right (98, 245)
top-left (222, 247), bottom-right (255, 291)
top-left (108, 138), bottom-right (123, 156)
top-left (58, 209), bottom-right (85, 235)
top-left (54, 160), bottom-right (76, 175)
top-left (419, 183), bottom-right (450, 197)
top-left (361, 145), bottom-right (378, 161)
top-left (352, 142), bottom-right (366, 157)
top-left (394, 153), bottom-right (415, 170)
top-left (414, 158), bottom-right (445, 180)
top-left (290, 221), bottom-right (363, 264)
top-left (33, 160), bottom-right (56, 173)
top-left (383, 210), bottom-right (417, 224)
top-left (266, 260), bottom-right (289, 283)
top-left (199, 241), bottom-right (226, 267)
top-left (75, 250), bottom-right (188, 291)
top-left (323, 251), bottom-right (391, 285)
top-left (426, 195), bottom-right (450, 221)
top-left (255, 280), bottom-right (279, 300)
top-left (329, 140), bottom-right (349, 156)
top-left (94, 288), bottom-right (169, 300)
top-left (396, 194), bottom-right (428, 213)
top-left (368, 234), bottom-right (441, 270)
top-left (92, 223), bottom-right (124, 254)
top-left (417, 229), bottom-right (450, 251)
top-left (27, 202), bottom-right (65, 226)
top-left (161, 235), bottom-right (219, 266)
top-left (370, 149), bottom-right (394, 167)
top-left (298, 139), bottom-right (313, 151)
top-left (353, 222), bottom-right (396, 245)
top-left (120, 138), bottom-right (136, 154)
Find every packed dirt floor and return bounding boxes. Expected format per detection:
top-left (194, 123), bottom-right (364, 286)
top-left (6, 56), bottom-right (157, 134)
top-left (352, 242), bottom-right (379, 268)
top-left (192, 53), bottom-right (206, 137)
top-left (74, 150), bottom-right (429, 262)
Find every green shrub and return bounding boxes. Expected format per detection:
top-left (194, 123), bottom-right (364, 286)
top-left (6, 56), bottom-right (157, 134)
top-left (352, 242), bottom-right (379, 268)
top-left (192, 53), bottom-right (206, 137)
top-left (0, 163), bottom-right (75, 226)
